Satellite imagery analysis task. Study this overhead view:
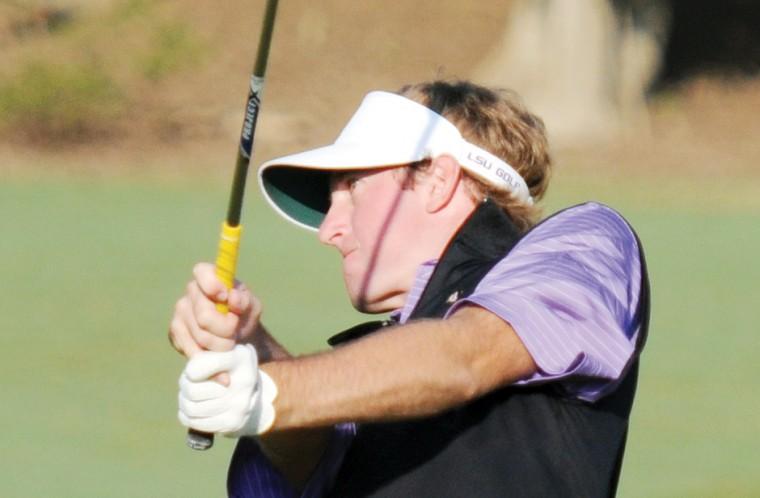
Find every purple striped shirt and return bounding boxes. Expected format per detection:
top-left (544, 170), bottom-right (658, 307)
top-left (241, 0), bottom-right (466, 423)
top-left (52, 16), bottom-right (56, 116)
top-left (448, 201), bottom-right (642, 401)
top-left (228, 202), bottom-right (644, 497)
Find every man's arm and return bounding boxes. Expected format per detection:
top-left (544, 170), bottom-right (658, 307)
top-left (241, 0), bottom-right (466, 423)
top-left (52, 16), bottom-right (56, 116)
top-left (262, 304), bottom-right (536, 430)
top-left (242, 322), bottom-right (292, 363)
top-left (172, 264), bottom-right (536, 488)
top-left (238, 305), bottom-right (535, 488)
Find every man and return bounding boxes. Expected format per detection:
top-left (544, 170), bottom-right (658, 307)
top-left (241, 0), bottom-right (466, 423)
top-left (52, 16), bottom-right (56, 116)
top-left (169, 80), bottom-right (649, 497)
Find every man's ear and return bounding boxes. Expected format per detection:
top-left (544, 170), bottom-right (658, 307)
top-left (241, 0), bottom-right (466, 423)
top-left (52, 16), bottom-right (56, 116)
top-left (425, 154), bottom-right (462, 213)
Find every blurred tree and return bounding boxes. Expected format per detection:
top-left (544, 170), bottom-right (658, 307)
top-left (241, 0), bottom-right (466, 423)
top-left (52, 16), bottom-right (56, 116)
top-left (474, 0), bottom-right (760, 145)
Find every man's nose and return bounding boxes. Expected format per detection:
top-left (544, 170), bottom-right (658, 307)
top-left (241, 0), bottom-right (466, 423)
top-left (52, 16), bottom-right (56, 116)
top-left (318, 200), bottom-right (346, 246)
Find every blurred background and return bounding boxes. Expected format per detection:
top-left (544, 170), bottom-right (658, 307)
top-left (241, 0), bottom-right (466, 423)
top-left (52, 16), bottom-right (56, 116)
top-left (1, 0), bottom-right (758, 496)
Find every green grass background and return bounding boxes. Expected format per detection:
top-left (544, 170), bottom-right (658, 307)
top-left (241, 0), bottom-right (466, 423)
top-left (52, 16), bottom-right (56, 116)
top-left (1, 165), bottom-right (758, 497)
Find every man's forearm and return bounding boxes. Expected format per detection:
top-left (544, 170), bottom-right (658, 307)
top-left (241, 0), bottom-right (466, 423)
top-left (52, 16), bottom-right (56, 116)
top-left (261, 305), bottom-right (537, 431)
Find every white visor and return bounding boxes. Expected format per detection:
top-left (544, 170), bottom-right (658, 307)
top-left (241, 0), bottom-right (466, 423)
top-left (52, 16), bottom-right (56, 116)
top-left (258, 91), bottom-right (533, 231)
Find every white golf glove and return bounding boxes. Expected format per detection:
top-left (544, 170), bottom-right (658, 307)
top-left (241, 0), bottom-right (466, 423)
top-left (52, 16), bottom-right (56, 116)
top-left (178, 344), bottom-right (277, 437)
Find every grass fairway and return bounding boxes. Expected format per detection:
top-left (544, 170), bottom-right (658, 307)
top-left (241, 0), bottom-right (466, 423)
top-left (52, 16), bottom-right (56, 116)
top-left (1, 165), bottom-right (758, 497)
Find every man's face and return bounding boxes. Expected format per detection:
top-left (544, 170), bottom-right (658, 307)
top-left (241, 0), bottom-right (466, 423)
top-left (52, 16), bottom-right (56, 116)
top-left (318, 167), bottom-right (428, 313)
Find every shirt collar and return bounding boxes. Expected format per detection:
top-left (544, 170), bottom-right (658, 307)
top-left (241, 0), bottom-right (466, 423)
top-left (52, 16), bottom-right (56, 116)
top-left (390, 259), bottom-right (438, 324)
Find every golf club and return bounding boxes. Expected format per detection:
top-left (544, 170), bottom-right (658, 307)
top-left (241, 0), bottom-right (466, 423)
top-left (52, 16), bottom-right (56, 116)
top-left (186, 0), bottom-right (279, 451)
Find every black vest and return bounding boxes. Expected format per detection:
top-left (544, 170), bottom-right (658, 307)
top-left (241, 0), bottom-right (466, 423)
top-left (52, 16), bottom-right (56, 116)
top-left (327, 201), bottom-right (650, 498)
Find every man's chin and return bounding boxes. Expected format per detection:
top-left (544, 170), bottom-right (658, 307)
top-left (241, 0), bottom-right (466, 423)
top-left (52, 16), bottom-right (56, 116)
top-left (343, 272), bottom-right (406, 313)
top-left (347, 289), bottom-right (403, 314)
top-left (350, 294), bottom-right (379, 314)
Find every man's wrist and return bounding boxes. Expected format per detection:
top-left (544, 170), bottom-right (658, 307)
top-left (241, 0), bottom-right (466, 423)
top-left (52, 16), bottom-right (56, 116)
top-left (242, 324), bottom-right (292, 362)
top-left (235, 368), bottom-right (278, 436)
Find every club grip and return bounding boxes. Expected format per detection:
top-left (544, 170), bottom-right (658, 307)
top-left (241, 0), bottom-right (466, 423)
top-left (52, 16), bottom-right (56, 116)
top-left (215, 222), bottom-right (243, 312)
top-left (185, 222), bottom-right (243, 451)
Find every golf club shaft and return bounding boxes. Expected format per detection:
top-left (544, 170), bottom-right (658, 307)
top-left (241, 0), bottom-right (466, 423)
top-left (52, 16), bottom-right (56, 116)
top-left (186, 0), bottom-right (279, 452)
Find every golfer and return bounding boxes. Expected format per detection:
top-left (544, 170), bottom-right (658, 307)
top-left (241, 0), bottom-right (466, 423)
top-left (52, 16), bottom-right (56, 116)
top-left (169, 80), bottom-right (649, 497)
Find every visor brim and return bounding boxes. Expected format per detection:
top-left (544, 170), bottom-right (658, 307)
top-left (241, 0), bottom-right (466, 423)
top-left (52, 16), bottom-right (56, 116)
top-left (259, 143), bottom-right (427, 231)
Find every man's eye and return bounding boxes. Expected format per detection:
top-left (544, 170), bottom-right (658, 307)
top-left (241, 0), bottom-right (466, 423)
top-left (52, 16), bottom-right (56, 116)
top-left (346, 176), bottom-right (360, 191)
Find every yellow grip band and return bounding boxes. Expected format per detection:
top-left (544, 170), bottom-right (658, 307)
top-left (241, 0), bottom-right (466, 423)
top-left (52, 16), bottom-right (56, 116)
top-left (215, 222), bottom-right (242, 313)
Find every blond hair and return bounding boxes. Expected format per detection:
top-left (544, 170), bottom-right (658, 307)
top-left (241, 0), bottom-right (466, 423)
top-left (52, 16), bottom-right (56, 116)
top-left (398, 81), bottom-right (552, 232)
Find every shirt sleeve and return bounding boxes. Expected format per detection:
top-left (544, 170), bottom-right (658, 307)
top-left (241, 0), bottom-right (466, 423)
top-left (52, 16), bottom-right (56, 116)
top-left (227, 423), bottom-right (357, 498)
top-left (446, 202), bottom-right (643, 402)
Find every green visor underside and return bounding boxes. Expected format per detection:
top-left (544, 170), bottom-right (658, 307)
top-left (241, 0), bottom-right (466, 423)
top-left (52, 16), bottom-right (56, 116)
top-left (261, 167), bottom-right (332, 229)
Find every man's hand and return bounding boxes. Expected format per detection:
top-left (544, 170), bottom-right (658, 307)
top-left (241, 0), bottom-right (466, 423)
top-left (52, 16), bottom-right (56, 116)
top-left (178, 344), bottom-right (277, 436)
top-left (168, 262), bottom-right (262, 358)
